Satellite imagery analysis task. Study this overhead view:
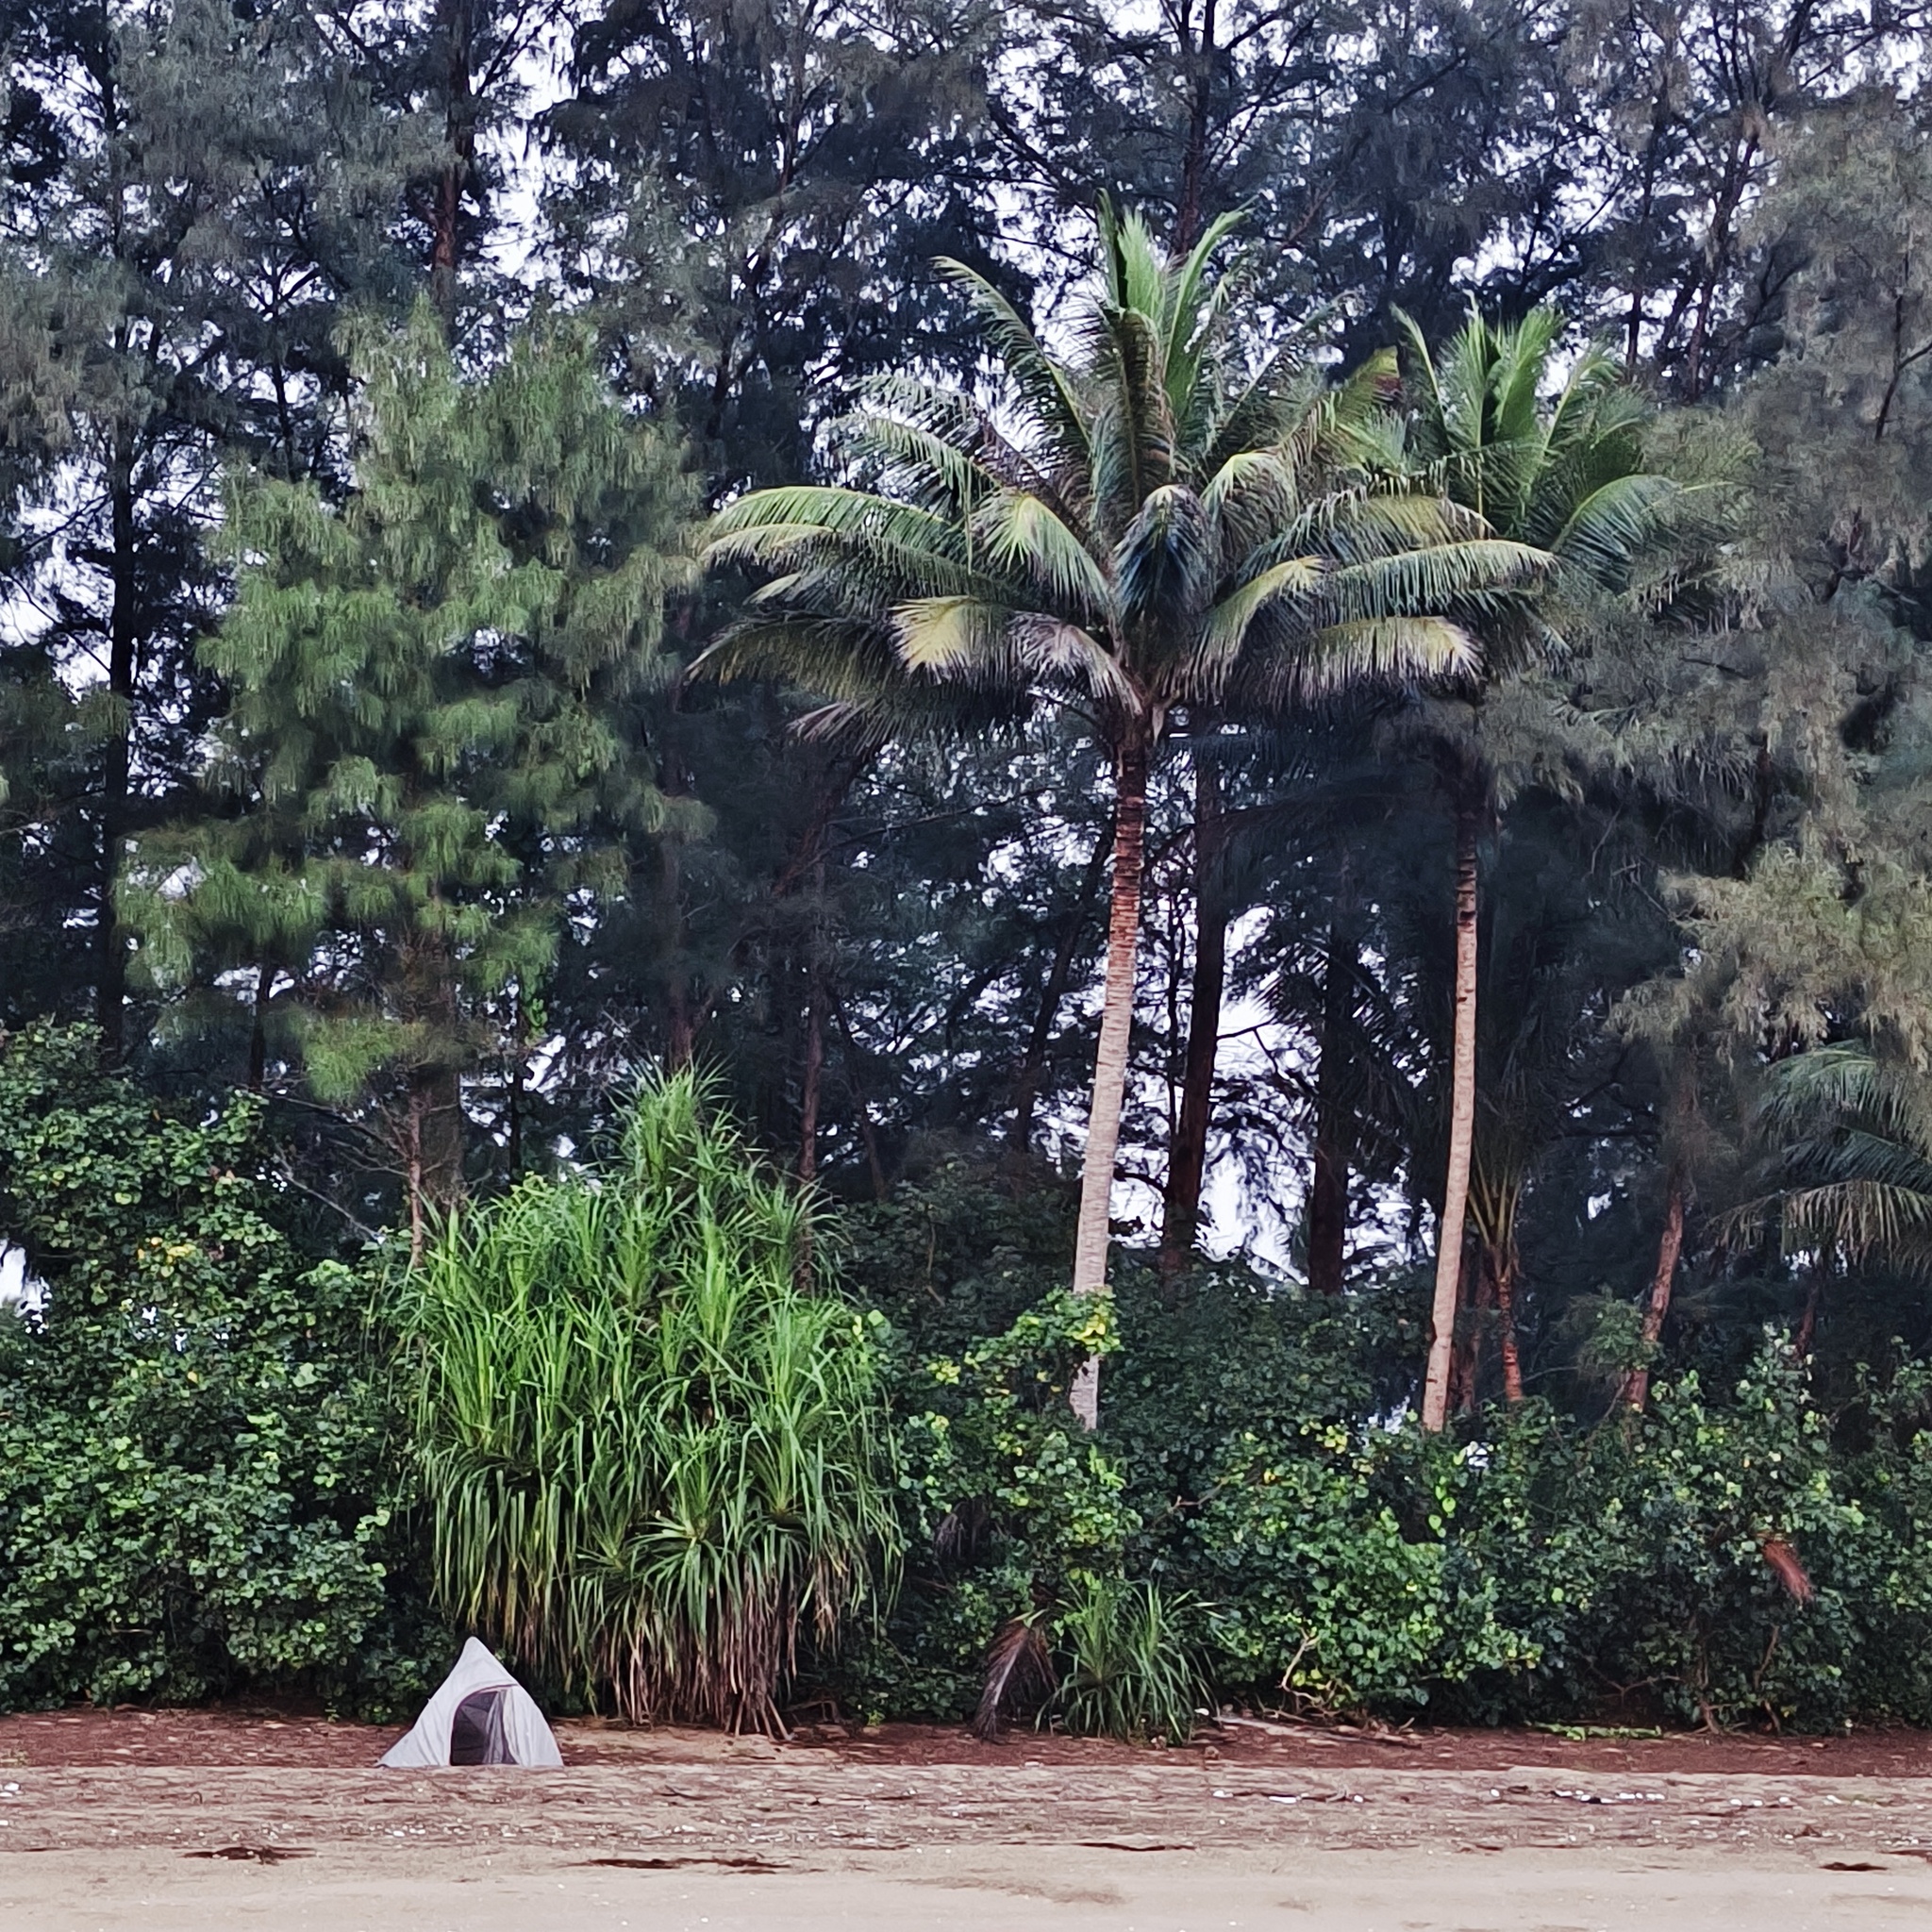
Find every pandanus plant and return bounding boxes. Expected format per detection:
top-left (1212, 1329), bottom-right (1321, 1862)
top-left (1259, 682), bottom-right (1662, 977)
top-left (700, 206), bottom-right (1548, 1427)
top-left (406, 1071), bottom-right (899, 1731)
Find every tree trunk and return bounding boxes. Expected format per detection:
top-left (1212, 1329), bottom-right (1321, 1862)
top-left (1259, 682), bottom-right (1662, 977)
top-left (247, 960), bottom-right (273, 1092)
top-left (1794, 1262), bottom-right (1824, 1357)
top-left (97, 432), bottom-right (139, 1058)
top-left (506, 983), bottom-right (528, 1176)
top-left (832, 997), bottom-right (889, 1203)
top-left (1069, 733), bottom-right (1151, 1431)
top-left (429, 0), bottom-right (475, 322)
top-left (1455, 1248), bottom-right (1491, 1414)
top-left (1492, 1236), bottom-right (1525, 1406)
top-left (417, 1063), bottom-right (465, 1223)
top-left (1307, 879), bottom-right (1358, 1296)
top-left (1160, 754), bottom-right (1224, 1274)
top-left (1623, 1169), bottom-right (1685, 1411)
top-left (662, 829), bottom-right (696, 1070)
top-left (406, 1085), bottom-right (428, 1268)
top-left (1171, 0), bottom-right (1218, 253)
top-left (799, 969), bottom-right (825, 1184)
top-left (400, 1064), bottom-right (463, 1266)
top-left (1011, 809), bottom-right (1113, 1155)
top-left (1422, 771), bottom-right (1481, 1431)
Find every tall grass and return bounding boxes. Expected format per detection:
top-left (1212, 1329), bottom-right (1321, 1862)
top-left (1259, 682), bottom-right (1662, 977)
top-left (1050, 1578), bottom-right (1208, 1742)
top-left (404, 1071), bottom-right (901, 1730)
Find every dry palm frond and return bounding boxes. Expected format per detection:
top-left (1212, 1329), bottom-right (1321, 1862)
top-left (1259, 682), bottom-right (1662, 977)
top-left (1760, 1537), bottom-right (1815, 1604)
top-left (969, 1612), bottom-right (1054, 1741)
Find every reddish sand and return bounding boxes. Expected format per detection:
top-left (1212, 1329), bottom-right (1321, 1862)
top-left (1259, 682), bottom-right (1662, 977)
top-left (3, 1702), bottom-right (1929, 1776)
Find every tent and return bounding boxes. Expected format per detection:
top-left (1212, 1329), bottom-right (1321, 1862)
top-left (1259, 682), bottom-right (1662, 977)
top-left (380, 1638), bottom-right (564, 1768)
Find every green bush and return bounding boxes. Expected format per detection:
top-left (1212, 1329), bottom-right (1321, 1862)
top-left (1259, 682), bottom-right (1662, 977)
top-left (9, 1073), bottom-right (1932, 1741)
top-left (837, 1280), bottom-right (1132, 1723)
top-left (0, 1024), bottom-right (425, 1712)
top-left (827, 1174), bottom-right (1932, 1735)
top-left (404, 1070), bottom-right (902, 1731)
top-left (1187, 1420), bottom-right (1532, 1715)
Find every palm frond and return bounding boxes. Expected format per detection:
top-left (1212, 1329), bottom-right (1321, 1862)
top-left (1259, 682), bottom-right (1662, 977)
top-left (1320, 538), bottom-right (1551, 621)
top-left (1113, 482), bottom-right (1213, 631)
top-left (976, 490), bottom-right (1110, 614)
top-left (930, 258), bottom-right (1091, 468)
top-left (890, 595), bottom-right (1011, 673)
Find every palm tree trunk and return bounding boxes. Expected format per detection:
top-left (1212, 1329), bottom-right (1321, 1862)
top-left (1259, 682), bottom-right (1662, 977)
top-left (1623, 1169), bottom-right (1685, 1411)
top-left (1456, 1251), bottom-right (1492, 1413)
top-left (1307, 879), bottom-right (1357, 1295)
top-left (1160, 755), bottom-right (1224, 1274)
top-left (1422, 772), bottom-right (1481, 1431)
top-left (1069, 733), bottom-right (1151, 1431)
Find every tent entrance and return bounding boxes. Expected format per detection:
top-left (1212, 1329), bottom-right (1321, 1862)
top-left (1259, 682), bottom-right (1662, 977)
top-left (449, 1688), bottom-right (514, 1765)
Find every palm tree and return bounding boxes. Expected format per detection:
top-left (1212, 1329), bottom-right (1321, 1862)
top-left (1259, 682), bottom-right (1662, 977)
top-left (1398, 307), bottom-right (1686, 1432)
top-left (1727, 1042), bottom-right (1932, 1356)
top-left (701, 208), bottom-right (1548, 1428)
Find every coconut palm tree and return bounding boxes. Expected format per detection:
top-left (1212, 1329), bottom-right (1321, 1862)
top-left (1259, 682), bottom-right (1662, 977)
top-left (700, 207), bottom-right (1548, 1428)
top-left (1734, 1041), bottom-right (1932, 1324)
top-left (1398, 307), bottom-right (1688, 1431)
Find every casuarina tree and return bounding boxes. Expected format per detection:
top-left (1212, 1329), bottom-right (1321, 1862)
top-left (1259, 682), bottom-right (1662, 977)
top-left (125, 305), bottom-right (693, 1247)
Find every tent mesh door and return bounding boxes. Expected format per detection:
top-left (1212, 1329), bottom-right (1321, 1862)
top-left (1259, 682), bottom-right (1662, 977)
top-left (449, 1688), bottom-right (513, 1765)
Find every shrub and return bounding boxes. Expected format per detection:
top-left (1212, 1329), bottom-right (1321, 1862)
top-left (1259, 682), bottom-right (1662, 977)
top-left (841, 1282), bottom-right (1132, 1723)
top-left (833, 1174), bottom-right (1932, 1735)
top-left (404, 1070), bottom-right (901, 1730)
top-left (0, 1024), bottom-right (423, 1712)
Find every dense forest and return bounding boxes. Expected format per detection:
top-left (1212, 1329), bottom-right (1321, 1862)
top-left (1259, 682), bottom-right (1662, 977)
top-left (5, 0), bottom-right (1932, 1737)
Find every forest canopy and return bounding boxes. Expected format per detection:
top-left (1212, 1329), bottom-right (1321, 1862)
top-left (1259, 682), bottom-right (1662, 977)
top-left (5, 0), bottom-right (1932, 1733)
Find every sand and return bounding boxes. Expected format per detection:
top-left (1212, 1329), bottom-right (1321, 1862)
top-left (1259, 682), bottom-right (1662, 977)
top-left (4, 1710), bottom-right (1931, 1928)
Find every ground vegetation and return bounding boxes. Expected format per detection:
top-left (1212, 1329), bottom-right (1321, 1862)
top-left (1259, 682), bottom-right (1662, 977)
top-left (3, 0), bottom-right (1932, 1738)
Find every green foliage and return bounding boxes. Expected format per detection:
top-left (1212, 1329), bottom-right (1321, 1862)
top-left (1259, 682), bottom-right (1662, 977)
top-left (125, 306), bottom-right (695, 1221)
top-left (1048, 1576), bottom-right (1208, 1742)
top-left (9, 0), bottom-right (1932, 1755)
top-left (1174, 1327), bottom-right (1932, 1732)
top-left (847, 1282), bottom-right (1134, 1723)
top-left (404, 1070), bottom-right (901, 1730)
top-left (1189, 1421), bottom-right (1532, 1715)
top-left (0, 1024), bottom-right (425, 1712)
top-left (821, 1179), bottom-right (1932, 1733)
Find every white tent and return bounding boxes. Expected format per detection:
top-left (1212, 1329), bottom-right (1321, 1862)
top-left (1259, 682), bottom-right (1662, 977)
top-left (380, 1638), bottom-right (564, 1768)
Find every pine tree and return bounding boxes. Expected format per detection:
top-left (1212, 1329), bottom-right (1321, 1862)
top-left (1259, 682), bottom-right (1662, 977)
top-left (125, 306), bottom-right (693, 1246)
top-left (543, 0), bottom-right (1007, 500)
top-left (0, 0), bottom-right (424, 1054)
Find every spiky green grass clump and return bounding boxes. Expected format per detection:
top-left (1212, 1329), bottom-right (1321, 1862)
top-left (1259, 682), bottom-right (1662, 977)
top-left (1051, 1577), bottom-right (1208, 1743)
top-left (405, 1071), bottom-right (900, 1731)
